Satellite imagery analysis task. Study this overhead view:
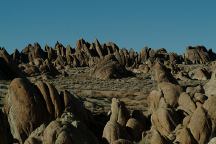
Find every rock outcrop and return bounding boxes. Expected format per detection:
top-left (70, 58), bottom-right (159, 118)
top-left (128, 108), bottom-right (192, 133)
top-left (204, 70), bottom-right (216, 97)
top-left (184, 45), bottom-right (215, 64)
top-left (24, 112), bottom-right (98, 144)
top-left (0, 48), bottom-right (23, 80)
top-left (102, 98), bottom-right (130, 143)
top-left (4, 78), bottom-right (93, 143)
top-left (90, 55), bottom-right (133, 80)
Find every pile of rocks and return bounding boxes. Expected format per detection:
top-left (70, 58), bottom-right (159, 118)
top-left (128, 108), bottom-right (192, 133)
top-left (1, 78), bottom-right (98, 144)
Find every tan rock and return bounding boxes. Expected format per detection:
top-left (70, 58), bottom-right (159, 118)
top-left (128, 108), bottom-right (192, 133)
top-left (102, 121), bottom-right (128, 144)
top-left (204, 70), bottom-right (216, 97)
top-left (148, 90), bottom-right (163, 113)
top-left (178, 92), bottom-right (196, 115)
top-left (151, 108), bottom-right (177, 138)
top-left (103, 98), bottom-right (130, 143)
top-left (158, 82), bottom-right (182, 107)
top-left (152, 61), bottom-right (178, 84)
top-left (126, 118), bottom-right (143, 141)
top-left (203, 96), bottom-right (216, 123)
top-left (188, 106), bottom-right (212, 144)
top-left (175, 127), bottom-right (197, 144)
top-left (5, 78), bottom-right (49, 143)
top-left (149, 129), bottom-right (167, 144)
top-left (46, 82), bottom-right (64, 118)
top-left (189, 68), bottom-right (210, 80)
top-left (90, 55), bottom-right (132, 80)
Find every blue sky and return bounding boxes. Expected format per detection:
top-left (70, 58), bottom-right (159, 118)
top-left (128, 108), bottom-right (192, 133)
top-left (0, 0), bottom-right (215, 54)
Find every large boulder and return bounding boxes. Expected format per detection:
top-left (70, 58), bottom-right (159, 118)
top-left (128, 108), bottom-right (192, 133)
top-left (204, 70), bottom-right (216, 97)
top-left (24, 112), bottom-right (98, 144)
top-left (178, 92), bottom-right (196, 115)
top-left (152, 61), bottom-right (178, 84)
top-left (203, 96), bottom-right (216, 123)
top-left (4, 78), bottom-right (49, 143)
top-left (174, 127), bottom-right (197, 144)
top-left (90, 55), bottom-right (133, 80)
top-left (189, 68), bottom-right (210, 80)
top-left (184, 46), bottom-right (210, 64)
top-left (148, 90), bottom-right (166, 113)
top-left (102, 98), bottom-right (130, 143)
top-left (149, 129), bottom-right (167, 144)
top-left (4, 78), bottom-right (88, 143)
top-left (187, 106), bottom-right (212, 144)
top-left (151, 108), bottom-right (177, 139)
top-left (158, 82), bottom-right (182, 107)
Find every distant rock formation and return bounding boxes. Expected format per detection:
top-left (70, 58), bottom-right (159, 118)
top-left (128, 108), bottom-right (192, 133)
top-left (0, 48), bottom-right (23, 80)
top-left (1, 39), bottom-right (216, 79)
top-left (184, 45), bottom-right (216, 64)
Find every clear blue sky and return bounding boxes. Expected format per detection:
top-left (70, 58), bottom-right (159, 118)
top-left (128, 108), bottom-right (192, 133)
top-left (0, 0), bottom-right (215, 54)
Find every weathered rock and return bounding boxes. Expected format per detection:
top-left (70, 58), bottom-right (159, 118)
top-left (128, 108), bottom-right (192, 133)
top-left (194, 93), bottom-right (207, 104)
top-left (174, 127), bottom-right (197, 144)
top-left (186, 85), bottom-right (204, 97)
top-left (0, 48), bottom-right (23, 80)
top-left (138, 64), bottom-right (150, 74)
top-left (126, 118), bottom-right (143, 141)
top-left (149, 129), bottom-right (167, 144)
top-left (188, 106), bottom-right (212, 144)
top-left (175, 71), bottom-right (190, 81)
top-left (61, 90), bottom-right (89, 124)
top-left (102, 121), bottom-right (126, 144)
top-left (94, 39), bottom-right (104, 58)
top-left (203, 96), bottom-right (216, 123)
top-left (158, 82), bottom-right (182, 107)
top-left (204, 70), bottom-right (216, 97)
top-left (25, 112), bottom-right (98, 144)
top-left (24, 124), bottom-right (45, 144)
top-left (4, 78), bottom-right (89, 143)
top-left (169, 52), bottom-right (182, 64)
top-left (54, 55), bottom-right (67, 69)
top-left (152, 61), bottom-right (178, 84)
top-left (151, 108), bottom-right (177, 139)
top-left (23, 65), bottom-right (40, 76)
top-left (39, 59), bottom-right (60, 76)
top-left (35, 81), bottom-right (55, 119)
top-left (178, 92), bottom-right (196, 115)
top-left (148, 90), bottom-right (164, 113)
top-left (140, 47), bottom-right (149, 62)
top-left (184, 46), bottom-right (210, 64)
top-left (12, 49), bottom-right (21, 64)
top-left (45, 82), bottom-right (64, 118)
top-left (45, 45), bottom-right (56, 61)
top-left (21, 43), bottom-right (46, 63)
top-left (5, 78), bottom-right (49, 143)
top-left (102, 98), bottom-right (130, 143)
top-left (55, 41), bottom-right (66, 57)
top-left (90, 55), bottom-right (133, 80)
top-left (208, 137), bottom-right (216, 144)
top-left (189, 68), bottom-right (210, 80)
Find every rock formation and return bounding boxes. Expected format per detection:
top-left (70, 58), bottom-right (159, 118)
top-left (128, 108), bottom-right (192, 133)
top-left (90, 55), bottom-right (133, 80)
top-left (3, 78), bottom-right (95, 143)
